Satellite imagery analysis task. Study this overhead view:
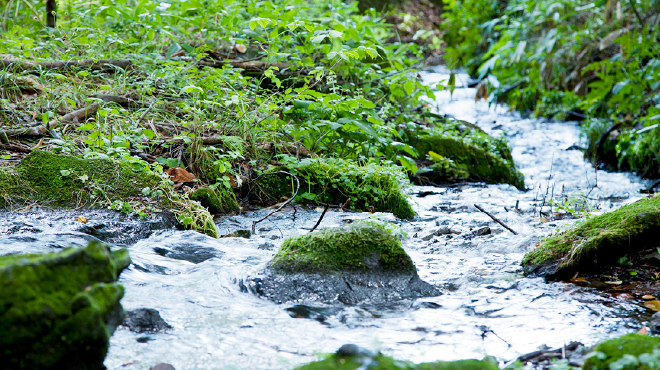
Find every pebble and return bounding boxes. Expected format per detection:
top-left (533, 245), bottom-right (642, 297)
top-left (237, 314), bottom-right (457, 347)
top-left (150, 364), bottom-right (176, 370)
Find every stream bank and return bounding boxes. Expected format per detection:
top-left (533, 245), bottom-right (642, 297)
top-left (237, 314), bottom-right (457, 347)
top-left (0, 67), bottom-right (654, 369)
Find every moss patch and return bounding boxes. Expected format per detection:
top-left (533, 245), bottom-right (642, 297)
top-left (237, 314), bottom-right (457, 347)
top-left (583, 334), bottom-right (660, 370)
top-left (271, 222), bottom-right (415, 274)
top-left (190, 186), bottom-right (239, 214)
top-left (522, 195), bottom-right (660, 278)
top-left (295, 353), bottom-right (499, 370)
top-left (257, 157), bottom-right (415, 219)
top-left (0, 241), bottom-right (130, 369)
top-left (0, 150), bottom-right (219, 237)
top-left (408, 133), bottom-right (525, 190)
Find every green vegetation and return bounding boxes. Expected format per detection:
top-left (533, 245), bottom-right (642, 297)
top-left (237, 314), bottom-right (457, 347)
top-left (406, 120), bottom-right (525, 189)
top-left (583, 334), bottom-right (660, 370)
top-left (0, 241), bottom-right (130, 369)
top-left (522, 195), bottom-right (660, 277)
top-left (258, 156), bottom-right (416, 219)
top-left (0, 150), bottom-right (219, 237)
top-left (295, 352), bottom-right (499, 370)
top-left (441, 0), bottom-right (660, 176)
top-left (271, 221), bottom-right (415, 273)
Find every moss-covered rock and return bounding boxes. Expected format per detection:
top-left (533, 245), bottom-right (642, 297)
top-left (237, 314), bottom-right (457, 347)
top-left (408, 133), bottom-right (525, 190)
top-left (257, 158), bottom-right (415, 219)
top-left (0, 241), bottom-right (130, 369)
top-left (522, 195), bottom-right (660, 279)
top-left (583, 334), bottom-right (660, 370)
top-left (271, 222), bottom-right (415, 273)
top-left (0, 150), bottom-right (219, 237)
top-left (294, 344), bottom-right (499, 370)
top-left (190, 186), bottom-right (239, 214)
top-left (247, 222), bottom-right (439, 305)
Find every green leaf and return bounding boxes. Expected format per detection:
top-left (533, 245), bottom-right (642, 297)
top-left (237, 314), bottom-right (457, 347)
top-left (60, 169), bottom-right (71, 177)
top-left (311, 34), bottom-right (327, 44)
top-left (403, 80), bottom-right (415, 96)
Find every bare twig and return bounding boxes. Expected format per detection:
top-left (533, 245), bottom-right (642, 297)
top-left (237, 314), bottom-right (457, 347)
top-left (2, 103), bottom-right (99, 138)
top-left (0, 143), bottom-right (31, 153)
top-left (251, 171), bottom-right (300, 233)
top-left (474, 204), bottom-right (518, 235)
top-left (309, 204), bottom-right (329, 233)
top-left (138, 100), bottom-right (156, 124)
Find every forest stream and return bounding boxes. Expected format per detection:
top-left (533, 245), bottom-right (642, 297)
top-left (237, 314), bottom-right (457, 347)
top-left (0, 66), bottom-right (651, 370)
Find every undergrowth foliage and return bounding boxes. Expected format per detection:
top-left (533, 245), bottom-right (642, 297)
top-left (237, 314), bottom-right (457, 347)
top-left (442, 0), bottom-right (660, 177)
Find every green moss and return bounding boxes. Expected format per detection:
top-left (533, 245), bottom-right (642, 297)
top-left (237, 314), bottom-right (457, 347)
top-left (408, 133), bottom-right (525, 190)
top-left (271, 222), bottom-right (415, 273)
top-left (258, 157), bottom-right (415, 219)
top-left (190, 186), bottom-right (239, 214)
top-left (295, 353), bottom-right (499, 370)
top-left (0, 241), bottom-right (129, 368)
top-left (0, 150), bottom-right (219, 237)
top-left (583, 334), bottom-right (660, 370)
top-left (522, 195), bottom-right (660, 277)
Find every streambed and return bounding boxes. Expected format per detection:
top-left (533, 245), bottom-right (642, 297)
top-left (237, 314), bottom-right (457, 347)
top-left (0, 67), bottom-right (651, 369)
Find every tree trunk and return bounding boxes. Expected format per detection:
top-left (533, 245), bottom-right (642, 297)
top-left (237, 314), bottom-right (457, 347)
top-left (46, 0), bottom-right (56, 28)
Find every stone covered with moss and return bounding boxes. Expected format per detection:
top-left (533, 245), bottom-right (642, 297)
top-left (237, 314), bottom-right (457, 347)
top-left (0, 150), bottom-right (220, 237)
top-left (190, 186), bottom-right (240, 214)
top-left (294, 344), bottom-right (499, 370)
top-left (271, 222), bottom-right (415, 273)
top-left (0, 241), bottom-right (130, 369)
top-left (522, 195), bottom-right (660, 279)
top-left (583, 334), bottom-right (660, 370)
top-left (248, 222), bottom-right (439, 305)
top-left (408, 132), bottom-right (525, 190)
top-left (257, 158), bottom-right (415, 219)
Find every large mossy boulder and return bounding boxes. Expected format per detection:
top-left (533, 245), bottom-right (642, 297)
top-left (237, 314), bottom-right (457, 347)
top-left (257, 158), bottom-right (415, 219)
top-left (246, 222), bottom-right (439, 305)
top-left (583, 334), bottom-right (660, 370)
top-left (295, 344), bottom-right (499, 370)
top-left (0, 241), bottom-right (130, 369)
top-left (408, 132), bottom-right (525, 190)
top-left (522, 195), bottom-right (660, 279)
top-left (0, 150), bottom-right (219, 237)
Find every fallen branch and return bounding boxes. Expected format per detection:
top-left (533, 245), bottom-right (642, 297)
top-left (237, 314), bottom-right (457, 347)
top-left (158, 136), bottom-right (226, 146)
top-left (474, 204), bottom-right (518, 235)
top-left (1, 59), bottom-right (132, 72)
top-left (90, 94), bottom-right (145, 109)
top-left (0, 143), bottom-right (31, 153)
top-left (309, 204), bottom-right (329, 233)
top-left (2, 103), bottom-right (99, 138)
top-left (251, 171), bottom-right (300, 233)
top-left (197, 60), bottom-right (290, 72)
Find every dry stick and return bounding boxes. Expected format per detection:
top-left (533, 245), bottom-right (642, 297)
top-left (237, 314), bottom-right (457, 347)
top-left (137, 100), bottom-right (156, 124)
top-left (309, 204), bottom-right (329, 233)
top-left (158, 136), bottom-right (226, 146)
top-left (474, 204), bottom-right (518, 235)
top-left (0, 143), bottom-right (31, 153)
top-left (1, 103), bottom-right (99, 138)
top-left (0, 59), bottom-right (132, 72)
top-left (251, 171), bottom-right (300, 233)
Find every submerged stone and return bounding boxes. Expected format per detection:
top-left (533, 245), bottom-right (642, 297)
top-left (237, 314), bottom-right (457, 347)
top-left (0, 241), bottom-right (130, 369)
top-left (522, 195), bottom-right (660, 279)
top-left (246, 222), bottom-right (439, 305)
top-left (582, 334), bottom-right (660, 370)
top-left (257, 158), bottom-right (415, 219)
top-left (123, 308), bottom-right (172, 333)
top-left (294, 344), bottom-right (499, 370)
top-left (0, 150), bottom-right (219, 237)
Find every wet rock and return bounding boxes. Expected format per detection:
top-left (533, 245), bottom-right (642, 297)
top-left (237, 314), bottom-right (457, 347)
top-left (0, 241), bottom-right (130, 369)
top-left (473, 226), bottom-right (491, 236)
top-left (150, 364), bottom-right (176, 370)
top-left (583, 334), bottom-right (660, 369)
top-left (523, 196), bottom-right (660, 279)
top-left (421, 226), bottom-right (451, 241)
top-left (650, 312), bottom-right (660, 335)
top-left (123, 308), bottom-right (173, 333)
top-left (189, 187), bottom-right (239, 214)
top-left (294, 343), bottom-right (499, 369)
top-left (285, 305), bottom-right (341, 324)
top-left (245, 222), bottom-right (439, 305)
top-left (153, 243), bottom-right (220, 264)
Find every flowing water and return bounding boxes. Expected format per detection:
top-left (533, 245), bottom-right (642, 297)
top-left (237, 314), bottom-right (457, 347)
top-left (0, 66), bottom-right (652, 369)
